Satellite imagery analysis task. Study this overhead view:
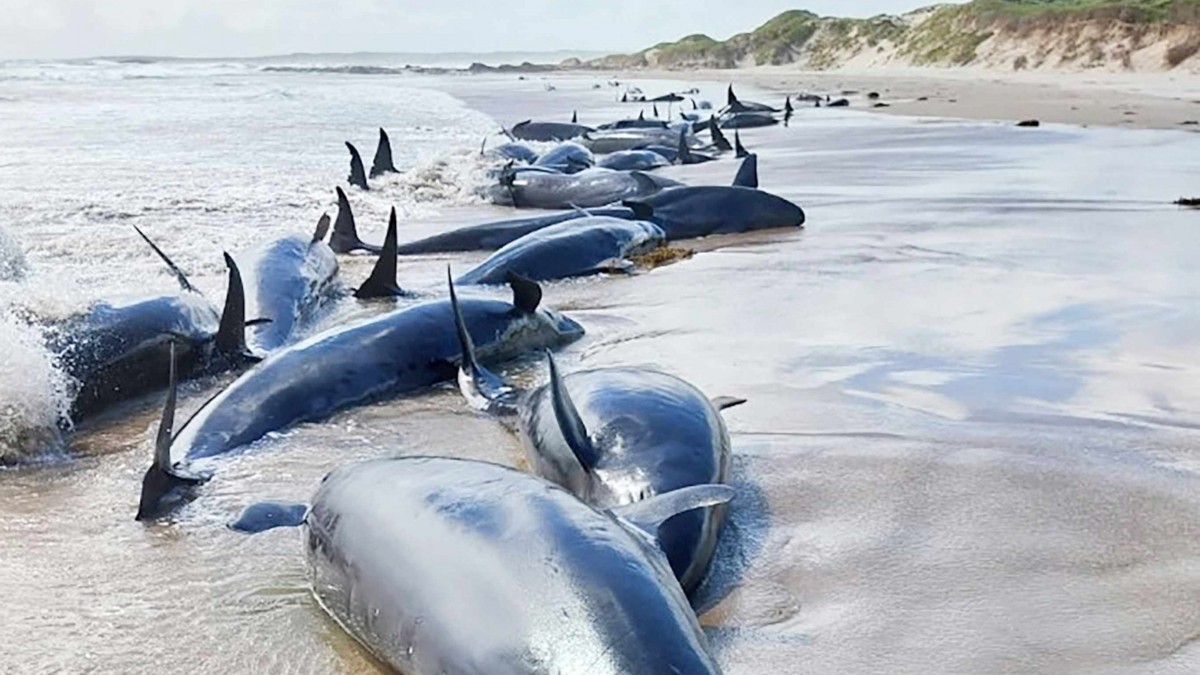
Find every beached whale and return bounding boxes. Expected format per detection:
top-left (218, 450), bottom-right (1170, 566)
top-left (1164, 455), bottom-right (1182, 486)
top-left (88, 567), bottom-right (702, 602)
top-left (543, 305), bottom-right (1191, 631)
top-left (47, 230), bottom-right (257, 421)
top-left (509, 119), bottom-right (593, 142)
top-left (135, 274), bottom-right (583, 520)
top-left (597, 149), bottom-right (669, 172)
top-left (369, 128), bottom-right (397, 178)
top-left (345, 142), bottom-right (369, 190)
top-left (597, 111), bottom-right (669, 131)
top-left (236, 214), bottom-right (339, 354)
top-left (623, 156), bottom-right (804, 239)
top-left (532, 142), bottom-right (594, 174)
top-left (229, 456), bottom-right (730, 675)
top-left (516, 355), bottom-right (744, 594)
top-left (583, 127), bottom-right (701, 154)
top-left (485, 141), bottom-right (539, 164)
top-left (720, 112), bottom-right (779, 129)
top-left (456, 216), bottom-right (665, 285)
top-left (394, 207), bottom-right (635, 255)
top-left (723, 85), bottom-right (779, 114)
top-left (490, 168), bottom-right (682, 210)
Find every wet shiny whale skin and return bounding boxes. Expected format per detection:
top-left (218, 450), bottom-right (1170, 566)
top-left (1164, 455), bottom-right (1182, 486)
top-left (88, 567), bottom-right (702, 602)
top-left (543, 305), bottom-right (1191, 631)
top-left (455, 217), bottom-right (665, 285)
top-left (626, 185), bottom-right (806, 240)
top-left (238, 232), bottom-right (338, 354)
top-left (169, 295), bottom-right (583, 462)
top-left (519, 368), bottom-right (733, 595)
top-left (304, 457), bottom-right (724, 675)
top-left (395, 207), bottom-right (634, 255)
top-left (492, 168), bottom-right (681, 210)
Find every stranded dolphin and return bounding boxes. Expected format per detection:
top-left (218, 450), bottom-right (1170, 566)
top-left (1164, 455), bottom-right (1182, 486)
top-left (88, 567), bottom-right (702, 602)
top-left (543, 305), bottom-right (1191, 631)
top-left (622, 156), bottom-right (803, 239)
top-left (47, 229), bottom-right (256, 421)
top-left (455, 217), bottom-right (665, 285)
top-left (491, 168), bottom-right (681, 210)
top-left (237, 214), bottom-right (339, 354)
top-left (597, 150), bottom-right (669, 172)
top-left (509, 119), bottom-right (593, 142)
top-left (532, 142), bottom-right (595, 174)
top-left (135, 274), bottom-right (583, 521)
top-left (369, 128), bottom-right (397, 178)
top-left (723, 85), bottom-right (779, 114)
top-left (229, 456), bottom-right (730, 675)
top-left (395, 207), bottom-right (636, 255)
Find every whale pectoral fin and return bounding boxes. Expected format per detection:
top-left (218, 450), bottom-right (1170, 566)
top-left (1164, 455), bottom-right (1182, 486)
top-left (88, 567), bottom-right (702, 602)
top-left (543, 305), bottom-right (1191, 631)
top-left (732, 154), bottom-right (758, 189)
top-left (354, 208), bottom-right (406, 300)
top-left (228, 501), bottom-right (308, 534)
top-left (711, 396), bottom-right (747, 411)
top-left (546, 351), bottom-right (599, 471)
top-left (613, 484), bottom-right (736, 543)
top-left (311, 213), bottom-right (331, 244)
top-left (448, 268), bottom-right (515, 413)
top-left (132, 225), bottom-right (197, 293)
top-left (506, 272), bottom-right (542, 313)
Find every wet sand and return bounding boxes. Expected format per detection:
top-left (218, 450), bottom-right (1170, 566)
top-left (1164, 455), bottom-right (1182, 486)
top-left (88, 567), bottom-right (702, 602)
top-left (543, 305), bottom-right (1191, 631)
top-left (593, 66), bottom-right (1200, 131)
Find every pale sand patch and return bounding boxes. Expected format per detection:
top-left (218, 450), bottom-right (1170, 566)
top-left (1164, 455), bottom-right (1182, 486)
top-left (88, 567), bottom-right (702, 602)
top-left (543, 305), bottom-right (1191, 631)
top-left (587, 65), bottom-right (1200, 131)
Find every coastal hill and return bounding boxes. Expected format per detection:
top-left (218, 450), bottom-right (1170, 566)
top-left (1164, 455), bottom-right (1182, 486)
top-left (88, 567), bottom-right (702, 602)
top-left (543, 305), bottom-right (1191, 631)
top-left (570, 0), bottom-right (1200, 73)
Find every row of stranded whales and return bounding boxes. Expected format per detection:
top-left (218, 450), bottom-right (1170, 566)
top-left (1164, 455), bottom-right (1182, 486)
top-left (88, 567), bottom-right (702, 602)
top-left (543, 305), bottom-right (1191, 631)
top-left (119, 89), bottom-right (810, 670)
top-left (229, 457), bottom-right (729, 675)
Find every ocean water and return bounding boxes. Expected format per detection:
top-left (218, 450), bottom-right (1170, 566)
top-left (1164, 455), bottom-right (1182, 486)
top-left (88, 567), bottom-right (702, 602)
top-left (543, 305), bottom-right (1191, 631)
top-left (2, 57), bottom-right (1200, 674)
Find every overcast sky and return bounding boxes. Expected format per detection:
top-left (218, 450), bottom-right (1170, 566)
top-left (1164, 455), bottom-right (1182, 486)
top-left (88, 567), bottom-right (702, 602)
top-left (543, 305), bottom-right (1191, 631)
top-left (2, 1), bottom-right (946, 60)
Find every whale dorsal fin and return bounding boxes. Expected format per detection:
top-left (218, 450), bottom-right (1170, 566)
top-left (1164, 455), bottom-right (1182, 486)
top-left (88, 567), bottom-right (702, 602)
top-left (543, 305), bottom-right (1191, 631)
top-left (711, 396), bottom-right (747, 411)
top-left (734, 130), bottom-right (749, 159)
top-left (653, 103), bottom-right (659, 118)
top-left (331, 187), bottom-right (383, 254)
top-left (215, 253), bottom-right (258, 363)
top-left (346, 142), bottom-right (369, 190)
top-left (676, 128), bottom-right (691, 165)
top-left (132, 226), bottom-right (196, 293)
top-left (621, 200), bottom-right (654, 221)
top-left (311, 213), bottom-right (331, 244)
top-left (506, 272), bottom-right (541, 313)
top-left (448, 268), bottom-right (515, 412)
top-left (613, 484), bottom-right (735, 543)
top-left (354, 208), bottom-right (405, 299)
top-left (709, 117), bottom-right (732, 152)
top-left (229, 501), bottom-right (308, 533)
top-left (571, 110), bottom-right (578, 124)
top-left (135, 341), bottom-right (207, 521)
top-left (727, 84), bottom-right (737, 107)
top-left (370, 128), bottom-right (397, 178)
top-left (546, 351), bottom-right (599, 471)
top-left (732, 154), bottom-right (758, 189)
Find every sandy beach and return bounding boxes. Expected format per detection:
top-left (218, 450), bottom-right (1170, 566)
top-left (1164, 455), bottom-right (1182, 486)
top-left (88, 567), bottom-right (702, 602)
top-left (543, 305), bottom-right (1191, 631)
top-left (599, 65), bottom-right (1200, 131)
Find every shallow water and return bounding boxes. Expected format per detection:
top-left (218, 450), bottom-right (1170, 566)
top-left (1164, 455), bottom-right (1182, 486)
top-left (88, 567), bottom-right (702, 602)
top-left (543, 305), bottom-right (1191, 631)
top-left (3, 60), bottom-right (1200, 674)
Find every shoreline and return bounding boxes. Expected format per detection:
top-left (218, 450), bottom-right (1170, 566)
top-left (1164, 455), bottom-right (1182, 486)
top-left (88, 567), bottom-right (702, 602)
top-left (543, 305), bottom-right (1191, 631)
top-left (565, 65), bottom-right (1200, 131)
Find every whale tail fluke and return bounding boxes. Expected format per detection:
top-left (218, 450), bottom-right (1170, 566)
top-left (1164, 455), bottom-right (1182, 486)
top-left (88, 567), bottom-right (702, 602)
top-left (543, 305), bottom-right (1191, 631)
top-left (369, 128), bottom-right (397, 178)
top-left (330, 187), bottom-right (383, 254)
top-left (346, 142), bottom-right (369, 190)
top-left (447, 267), bottom-right (516, 413)
top-left (354, 208), bottom-right (405, 299)
top-left (132, 226), bottom-right (197, 293)
top-left (135, 341), bottom-right (207, 522)
top-left (732, 154), bottom-right (758, 189)
top-left (229, 501), bottom-right (308, 533)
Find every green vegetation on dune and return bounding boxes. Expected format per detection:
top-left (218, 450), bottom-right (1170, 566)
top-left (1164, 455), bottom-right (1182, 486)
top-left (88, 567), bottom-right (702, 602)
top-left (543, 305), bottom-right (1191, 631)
top-left (578, 0), bottom-right (1200, 71)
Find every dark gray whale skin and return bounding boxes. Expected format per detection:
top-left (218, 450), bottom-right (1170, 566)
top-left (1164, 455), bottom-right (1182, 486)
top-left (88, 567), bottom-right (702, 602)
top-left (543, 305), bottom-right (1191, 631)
top-left (519, 368), bottom-right (734, 595)
top-left (456, 217), bottom-right (664, 285)
top-left (490, 169), bottom-right (682, 210)
top-left (165, 295), bottom-right (582, 463)
top-left (625, 186), bottom-right (805, 240)
top-left (395, 208), bottom-right (635, 255)
top-left (510, 120), bottom-right (593, 142)
top-left (719, 112), bottom-right (779, 129)
top-left (238, 232), bottom-right (338, 354)
top-left (597, 150), bottom-right (669, 172)
top-left (234, 457), bottom-right (725, 675)
top-left (532, 142), bottom-right (594, 174)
